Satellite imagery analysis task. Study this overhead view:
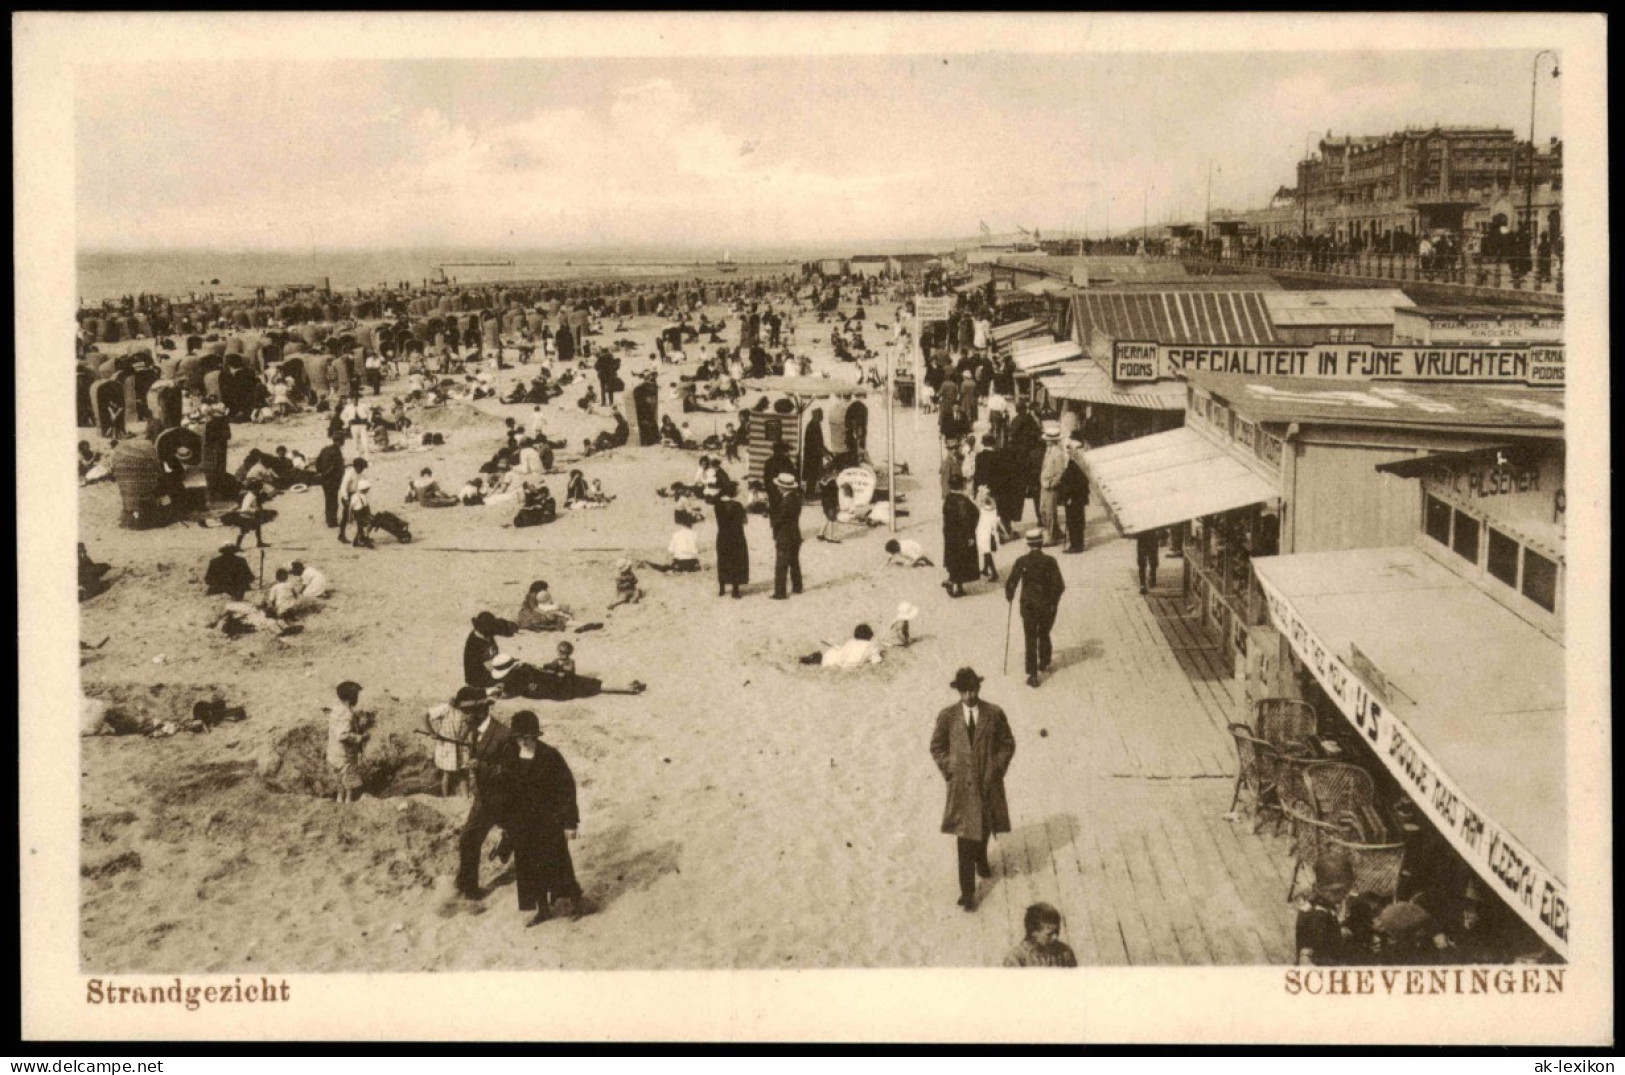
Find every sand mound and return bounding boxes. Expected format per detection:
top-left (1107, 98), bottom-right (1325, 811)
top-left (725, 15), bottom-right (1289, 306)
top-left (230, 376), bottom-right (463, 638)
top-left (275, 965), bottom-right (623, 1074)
top-left (257, 726), bottom-right (438, 799)
top-left (83, 682), bottom-right (239, 736)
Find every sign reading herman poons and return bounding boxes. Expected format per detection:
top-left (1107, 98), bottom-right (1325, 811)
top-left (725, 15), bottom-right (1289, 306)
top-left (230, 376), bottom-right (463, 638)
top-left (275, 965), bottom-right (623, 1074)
top-left (1112, 340), bottom-right (1565, 387)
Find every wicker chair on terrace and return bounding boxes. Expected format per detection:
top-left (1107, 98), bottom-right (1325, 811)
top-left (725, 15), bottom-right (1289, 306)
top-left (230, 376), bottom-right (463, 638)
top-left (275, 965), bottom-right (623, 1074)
top-left (1228, 724), bottom-right (1286, 835)
top-left (1303, 761), bottom-right (1387, 842)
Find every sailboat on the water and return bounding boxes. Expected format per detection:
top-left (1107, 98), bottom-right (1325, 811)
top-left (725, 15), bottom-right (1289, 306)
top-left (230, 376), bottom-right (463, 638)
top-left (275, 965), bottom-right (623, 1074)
top-left (716, 250), bottom-right (739, 273)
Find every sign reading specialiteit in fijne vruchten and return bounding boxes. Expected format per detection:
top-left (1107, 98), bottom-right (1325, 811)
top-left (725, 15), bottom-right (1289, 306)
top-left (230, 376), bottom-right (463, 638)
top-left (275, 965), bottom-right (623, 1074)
top-left (1112, 340), bottom-right (1564, 386)
top-left (1255, 572), bottom-right (1568, 958)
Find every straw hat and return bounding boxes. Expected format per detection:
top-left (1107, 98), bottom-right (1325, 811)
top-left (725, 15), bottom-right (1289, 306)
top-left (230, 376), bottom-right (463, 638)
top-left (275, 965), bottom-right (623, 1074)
top-left (490, 654), bottom-right (518, 679)
top-left (894, 601), bottom-right (919, 622)
top-left (451, 685), bottom-right (492, 711)
top-left (772, 472), bottom-right (798, 488)
top-left (1025, 528), bottom-right (1045, 545)
top-left (1041, 421), bottom-right (1062, 440)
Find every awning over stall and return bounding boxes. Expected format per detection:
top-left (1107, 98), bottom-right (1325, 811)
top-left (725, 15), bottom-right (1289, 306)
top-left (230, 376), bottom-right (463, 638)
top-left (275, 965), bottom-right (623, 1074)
top-left (1252, 546), bottom-right (1567, 956)
top-left (1041, 361), bottom-right (1188, 411)
top-left (1010, 340), bottom-right (1083, 373)
top-left (1079, 426), bottom-right (1279, 535)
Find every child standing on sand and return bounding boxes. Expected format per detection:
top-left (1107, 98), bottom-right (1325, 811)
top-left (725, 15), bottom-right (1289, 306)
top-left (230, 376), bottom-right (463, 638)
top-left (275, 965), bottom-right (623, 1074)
top-left (325, 681), bottom-right (372, 805)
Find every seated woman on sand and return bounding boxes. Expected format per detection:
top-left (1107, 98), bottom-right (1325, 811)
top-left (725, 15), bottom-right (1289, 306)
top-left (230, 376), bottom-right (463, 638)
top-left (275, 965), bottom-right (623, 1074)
top-left (516, 580), bottom-right (572, 632)
top-left (407, 467), bottom-right (459, 507)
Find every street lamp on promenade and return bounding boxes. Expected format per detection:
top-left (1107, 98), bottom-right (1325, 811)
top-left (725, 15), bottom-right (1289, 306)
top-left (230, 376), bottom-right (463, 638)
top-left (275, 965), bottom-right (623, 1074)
top-left (1526, 50), bottom-right (1560, 253)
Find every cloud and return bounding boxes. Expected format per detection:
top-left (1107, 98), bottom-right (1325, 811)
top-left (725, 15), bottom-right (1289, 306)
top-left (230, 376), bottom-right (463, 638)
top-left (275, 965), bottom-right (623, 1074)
top-left (361, 79), bottom-right (929, 246)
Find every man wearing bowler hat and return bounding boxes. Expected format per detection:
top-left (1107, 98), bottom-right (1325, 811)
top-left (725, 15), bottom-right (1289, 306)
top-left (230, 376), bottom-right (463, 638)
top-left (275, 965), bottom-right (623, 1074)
top-left (930, 667), bottom-right (1016, 911)
top-left (453, 686), bottom-right (512, 900)
top-left (1005, 528), bottom-right (1066, 688)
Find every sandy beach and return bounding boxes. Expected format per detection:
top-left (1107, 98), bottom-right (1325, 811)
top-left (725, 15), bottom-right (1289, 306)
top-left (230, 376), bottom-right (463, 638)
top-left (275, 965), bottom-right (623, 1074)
top-left (77, 286), bottom-right (1085, 972)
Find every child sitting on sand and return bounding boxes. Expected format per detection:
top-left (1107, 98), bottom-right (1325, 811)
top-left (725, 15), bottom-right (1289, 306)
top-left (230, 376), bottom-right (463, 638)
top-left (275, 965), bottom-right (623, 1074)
top-left (646, 511), bottom-right (701, 574)
top-left (884, 602), bottom-right (920, 649)
top-left (607, 559), bottom-right (643, 609)
top-left (884, 538), bottom-right (934, 567)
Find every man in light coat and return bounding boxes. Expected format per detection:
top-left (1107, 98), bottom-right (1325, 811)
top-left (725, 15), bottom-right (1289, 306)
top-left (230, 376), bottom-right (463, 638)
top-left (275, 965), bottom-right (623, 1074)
top-left (1038, 423), bottom-right (1068, 546)
top-left (929, 667), bottom-right (1016, 911)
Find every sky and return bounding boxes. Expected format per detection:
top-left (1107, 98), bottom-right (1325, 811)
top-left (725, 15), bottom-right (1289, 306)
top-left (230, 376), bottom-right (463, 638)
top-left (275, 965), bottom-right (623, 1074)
top-left (75, 46), bottom-right (1565, 252)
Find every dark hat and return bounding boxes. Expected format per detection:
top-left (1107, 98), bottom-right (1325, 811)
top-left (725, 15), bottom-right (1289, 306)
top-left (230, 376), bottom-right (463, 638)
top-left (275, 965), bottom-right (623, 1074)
top-left (452, 685), bottom-right (492, 710)
top-left (510, 710), bottom-right (541, 738)
top-left (949, 667), bottom-right (983, 691)
top-left (218, 543), bottom-right (239, 554)
top-left (1374, 900), bottom-right (1433, 937)
top-left (472, 611), bottom-right (501, 634)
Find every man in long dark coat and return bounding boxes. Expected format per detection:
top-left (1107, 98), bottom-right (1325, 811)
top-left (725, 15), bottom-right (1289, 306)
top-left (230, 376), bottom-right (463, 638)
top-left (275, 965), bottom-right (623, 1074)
top-left (631, 371), bottom-right (661, 446)
top-left (941, 474), bottom-right (980, 598)
top-left (929, 667), bottom-right (1015, 912)
top-left (1006, 400), bottom-right (1043, 524)
top-left (763, 440), bottom-right (797, 514)
top-left (453, 689), bottom-right (512, 899)
top-left (1005, 529), bottom-right (1066, 688)
top-left (769, 473), bottom-right (804, 600)
top-left (504, 709), bottom-right (584, 922)
top-left (555, 320), bottom-right (576, 365)
top-left (1058, 430), bottom-right (1091, 554)
top-left (314, 432), bottom-right (347, 529)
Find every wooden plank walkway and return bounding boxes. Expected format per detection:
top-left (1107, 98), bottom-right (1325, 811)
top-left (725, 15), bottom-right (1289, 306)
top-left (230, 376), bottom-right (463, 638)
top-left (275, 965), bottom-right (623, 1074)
top-left (976, 527), bottom-right (1297, 964)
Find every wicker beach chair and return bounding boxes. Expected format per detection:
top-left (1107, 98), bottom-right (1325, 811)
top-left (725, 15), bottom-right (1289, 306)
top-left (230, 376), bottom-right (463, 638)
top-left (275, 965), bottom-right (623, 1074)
top-left (1282, 799), bottom-right (1339, 903)
top-left (1256, 697), bottom-right (1318, 750)
top-left (1328, 834), bottom-right (1407, 905)
top-left (1303, 762), bottom-right (1384, 841)
top-left (1228, 724), bottom-right (1286, 833)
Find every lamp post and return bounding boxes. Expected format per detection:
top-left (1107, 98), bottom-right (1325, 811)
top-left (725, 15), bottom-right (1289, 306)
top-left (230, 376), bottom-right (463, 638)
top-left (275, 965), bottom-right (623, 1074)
top-left (1300, 131), bottom-right (1317, 238)
top-left (1526, 50), bottom-right (1560, 254)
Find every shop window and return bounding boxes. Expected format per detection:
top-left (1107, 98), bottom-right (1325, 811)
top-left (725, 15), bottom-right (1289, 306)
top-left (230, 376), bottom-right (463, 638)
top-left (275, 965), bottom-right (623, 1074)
top-left (1522, 549), bottom-right (1559, 612)
top-left (1424, 495), bottom-right (1452, 545)
top-left (1486, 528), bottom-right (1520, 588)
top-left (1451, 509), bottom-right (1480, 563)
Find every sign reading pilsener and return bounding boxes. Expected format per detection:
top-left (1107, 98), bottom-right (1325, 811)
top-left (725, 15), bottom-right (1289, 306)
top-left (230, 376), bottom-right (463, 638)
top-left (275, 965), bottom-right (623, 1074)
top-left (1112, 340), bottom-right (1564, 387)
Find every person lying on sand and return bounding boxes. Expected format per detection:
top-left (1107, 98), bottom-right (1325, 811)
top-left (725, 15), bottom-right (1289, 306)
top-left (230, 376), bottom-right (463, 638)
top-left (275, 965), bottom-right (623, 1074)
top-left (798, 623), bottom-right (884, 668)
top-left (490, 647), bottom-right (645, 701)
top-left (884, 538), bottom-right (934, 567)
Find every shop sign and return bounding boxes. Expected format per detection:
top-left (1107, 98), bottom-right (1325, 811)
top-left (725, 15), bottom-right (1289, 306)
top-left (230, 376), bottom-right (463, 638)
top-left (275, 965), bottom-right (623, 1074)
top-left (1394, 308), bottom-right (1565, 346)
top-left (914, 297), bottom-right (953, 322)
top-left (1256, 572), bottom-right (1568, 957)
top-left (1113, 340), bottom-right (1564, 387)
top-left (1112, 341), bottom-right (1160, 382)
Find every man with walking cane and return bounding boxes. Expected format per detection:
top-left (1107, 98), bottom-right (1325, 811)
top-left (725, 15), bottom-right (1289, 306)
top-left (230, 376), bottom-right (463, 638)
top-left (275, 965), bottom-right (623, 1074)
top-left (1004, 529), bottom-right (1066, 689)
top-left (930, 667), bottom-right (1016, 913)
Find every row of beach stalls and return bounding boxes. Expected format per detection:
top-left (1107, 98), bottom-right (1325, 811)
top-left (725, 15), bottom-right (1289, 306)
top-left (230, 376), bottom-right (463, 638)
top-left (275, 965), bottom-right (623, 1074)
top-left (986, 255), bottom-right (1572, 962)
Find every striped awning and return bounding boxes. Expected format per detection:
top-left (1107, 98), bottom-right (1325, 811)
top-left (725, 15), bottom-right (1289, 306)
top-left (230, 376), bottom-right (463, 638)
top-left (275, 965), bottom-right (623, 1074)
top-left (1040, 361), bottom-right (1187, 411)
top-left (1011, 340), bottom-right (1083, 373)
top-left (1072, 290), bottom-right (1279, 348)
top-left (1081, 427), bottom-right (1279, 535)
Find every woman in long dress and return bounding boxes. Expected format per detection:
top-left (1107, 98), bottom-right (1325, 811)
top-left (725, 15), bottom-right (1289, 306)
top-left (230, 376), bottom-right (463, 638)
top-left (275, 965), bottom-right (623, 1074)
top-left (504, 710), bottom-right (584, 924)
top-left (712, 480), bottom-right (750, 599)
top-left (941, 476), bottom-right (981, 598)
top-left (801, 409), bottom-right (827, 494)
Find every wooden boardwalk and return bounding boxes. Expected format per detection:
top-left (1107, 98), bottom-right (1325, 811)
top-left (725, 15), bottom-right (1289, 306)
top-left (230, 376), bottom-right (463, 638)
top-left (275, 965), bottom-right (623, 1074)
top-left (969, 529), bottom-right (1297, 965)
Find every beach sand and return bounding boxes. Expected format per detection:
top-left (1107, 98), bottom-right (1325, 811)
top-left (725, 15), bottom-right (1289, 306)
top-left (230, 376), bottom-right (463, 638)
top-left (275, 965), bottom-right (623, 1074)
top-left (78, 295), bottom-right (1043, 971)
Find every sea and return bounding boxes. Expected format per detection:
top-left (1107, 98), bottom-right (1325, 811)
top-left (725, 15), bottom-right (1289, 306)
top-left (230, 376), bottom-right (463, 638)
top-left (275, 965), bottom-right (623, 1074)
top-left (77, 240), bottom-right (955, 305)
